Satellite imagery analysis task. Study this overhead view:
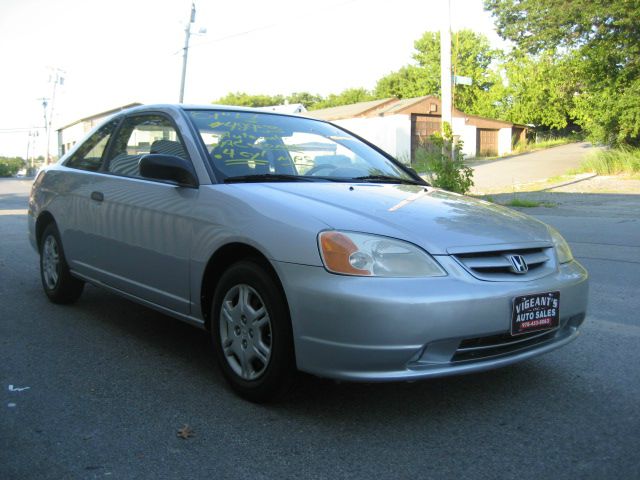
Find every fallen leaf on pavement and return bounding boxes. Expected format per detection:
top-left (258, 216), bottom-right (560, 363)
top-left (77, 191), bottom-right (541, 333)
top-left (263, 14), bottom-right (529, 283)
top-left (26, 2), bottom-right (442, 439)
top-left (177, 425), bottom-right (194, 439)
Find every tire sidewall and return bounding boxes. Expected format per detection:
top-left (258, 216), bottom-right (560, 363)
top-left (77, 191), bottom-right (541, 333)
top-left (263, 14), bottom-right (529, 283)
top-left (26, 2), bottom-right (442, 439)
top-left (40, 224), bottom-right (64, 298)
top-left (39, 222), bottom-right (83, 304)
top-left (211, 260), bottom-right (294, 401)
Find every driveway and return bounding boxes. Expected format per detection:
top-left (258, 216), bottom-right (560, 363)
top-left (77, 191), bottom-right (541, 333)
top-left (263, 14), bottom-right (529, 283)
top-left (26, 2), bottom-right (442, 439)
top-left (470, 142), bottom-right (599, 193)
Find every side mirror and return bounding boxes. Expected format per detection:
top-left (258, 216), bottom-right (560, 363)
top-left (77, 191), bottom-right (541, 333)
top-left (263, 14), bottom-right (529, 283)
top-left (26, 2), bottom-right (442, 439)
top-left (139, 154), bottom-right (198, 188)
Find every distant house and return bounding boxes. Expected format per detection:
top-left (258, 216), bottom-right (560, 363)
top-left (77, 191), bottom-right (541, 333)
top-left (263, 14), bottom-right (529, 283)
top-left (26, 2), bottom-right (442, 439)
top-left (257, 103), bottom-right (307, 114)
top-left (305, 96), bottom-right (527, 161)
top-left (56, 102), bottom-right (141, 157)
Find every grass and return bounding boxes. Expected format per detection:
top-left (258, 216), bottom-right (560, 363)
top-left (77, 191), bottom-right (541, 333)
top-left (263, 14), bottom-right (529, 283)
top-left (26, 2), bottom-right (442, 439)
top-left (544, 173), bottom-right (576, 184)
top-left (511, 137), bottom-right (574, 155)
top-left (503, 198), bottom-right (556, 208)
top-left (575, 147), bottom-right (640, 175)
top-left (480, 195), bottom-right (556, 208)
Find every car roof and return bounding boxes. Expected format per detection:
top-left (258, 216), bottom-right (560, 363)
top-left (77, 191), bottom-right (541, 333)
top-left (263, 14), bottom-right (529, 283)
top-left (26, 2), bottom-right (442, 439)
top-left (115, 103), bottom-right (322, 122)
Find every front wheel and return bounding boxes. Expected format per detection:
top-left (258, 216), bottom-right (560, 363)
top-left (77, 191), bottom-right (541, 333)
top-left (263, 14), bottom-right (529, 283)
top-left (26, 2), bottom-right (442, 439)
top-left (39, 223), bottom-right (84, 304)
top-left (211, 260), bottom-right (295, 402)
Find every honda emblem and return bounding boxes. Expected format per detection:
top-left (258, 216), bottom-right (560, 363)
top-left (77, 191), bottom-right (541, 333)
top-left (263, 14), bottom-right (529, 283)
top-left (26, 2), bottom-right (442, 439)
top-left (507, 254), bottom-right (528, 274)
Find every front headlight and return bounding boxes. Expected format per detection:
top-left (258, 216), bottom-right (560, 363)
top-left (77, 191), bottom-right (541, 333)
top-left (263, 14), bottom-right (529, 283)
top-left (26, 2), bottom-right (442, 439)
top-left (548, 226), bottom-right (574, 264)
top-left (318, 231), bottom-right (446, 277)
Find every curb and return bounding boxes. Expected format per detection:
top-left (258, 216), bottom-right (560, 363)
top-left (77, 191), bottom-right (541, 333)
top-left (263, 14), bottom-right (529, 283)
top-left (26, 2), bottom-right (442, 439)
top-left (539, 173), bottom-right (598, 192)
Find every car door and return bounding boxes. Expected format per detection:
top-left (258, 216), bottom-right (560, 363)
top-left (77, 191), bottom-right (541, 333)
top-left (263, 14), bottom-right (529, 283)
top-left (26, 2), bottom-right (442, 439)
top-left (55, 119), bottom-right (121, 275)
top-left (88, 113), bottom-right (198, 314)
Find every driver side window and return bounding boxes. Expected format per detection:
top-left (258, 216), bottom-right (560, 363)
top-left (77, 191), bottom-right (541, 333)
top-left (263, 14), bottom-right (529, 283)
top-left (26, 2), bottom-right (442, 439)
top-left (65, 119), bottom-right (119, 171)
top-left (106, 115), bottom-right (189, 178)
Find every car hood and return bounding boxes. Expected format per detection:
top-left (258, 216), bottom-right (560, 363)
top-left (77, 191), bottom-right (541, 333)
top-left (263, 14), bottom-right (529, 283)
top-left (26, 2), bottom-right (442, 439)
top-left (232, 183), bottom-right (552, 255)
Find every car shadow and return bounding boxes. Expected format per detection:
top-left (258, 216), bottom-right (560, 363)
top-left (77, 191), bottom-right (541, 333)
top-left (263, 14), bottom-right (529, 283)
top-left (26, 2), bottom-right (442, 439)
top-left (75, 284), bottom-right (224, 383)
top-left (71, 284), bottom-right (557, 416)
top-left (279, 362), bottom-right (550, 415)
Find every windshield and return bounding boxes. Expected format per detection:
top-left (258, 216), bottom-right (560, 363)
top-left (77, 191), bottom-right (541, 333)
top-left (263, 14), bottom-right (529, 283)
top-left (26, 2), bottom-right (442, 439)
top-left (186, 109), bottom-right (421, 184)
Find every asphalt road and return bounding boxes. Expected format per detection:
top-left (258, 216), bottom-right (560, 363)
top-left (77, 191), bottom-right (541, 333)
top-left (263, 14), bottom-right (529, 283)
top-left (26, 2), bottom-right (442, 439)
top-left (1, 178), bottom-right (639, 479)
top-left (470, 142), bottom-right (599, 193)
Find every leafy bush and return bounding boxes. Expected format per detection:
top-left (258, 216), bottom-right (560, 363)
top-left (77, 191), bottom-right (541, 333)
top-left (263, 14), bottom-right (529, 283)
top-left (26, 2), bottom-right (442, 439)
top-left (0, 157), bottom-right (25, 177)
top-left (412, 124), bottom-right (474, 194)
top-left (577, 148), bottom-right (640, 175)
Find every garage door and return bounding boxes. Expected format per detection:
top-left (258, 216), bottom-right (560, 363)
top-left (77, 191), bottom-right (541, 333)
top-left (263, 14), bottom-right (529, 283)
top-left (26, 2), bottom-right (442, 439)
top-left (477, 129), bottom-right (498, 157)
top-left (411, 114), bottom-right (441, 160)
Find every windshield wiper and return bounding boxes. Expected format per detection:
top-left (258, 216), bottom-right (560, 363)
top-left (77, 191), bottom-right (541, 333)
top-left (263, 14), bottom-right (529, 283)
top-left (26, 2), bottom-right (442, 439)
top-left (224, 174), bottom-right (321, 183)
top-left (352, 175), bottom-right (426, 186)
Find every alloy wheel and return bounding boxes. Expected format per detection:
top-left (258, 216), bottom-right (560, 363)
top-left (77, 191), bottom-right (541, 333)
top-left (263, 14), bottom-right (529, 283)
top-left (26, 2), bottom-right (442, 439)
top-left (219, 283), bottom-right (272, 381)
top-left (42, 235), bottom-right (60, 290)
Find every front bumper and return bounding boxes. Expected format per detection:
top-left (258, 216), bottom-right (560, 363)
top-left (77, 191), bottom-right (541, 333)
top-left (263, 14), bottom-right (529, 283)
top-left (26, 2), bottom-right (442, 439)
top-left (275, 256), bottom-right (588, 381)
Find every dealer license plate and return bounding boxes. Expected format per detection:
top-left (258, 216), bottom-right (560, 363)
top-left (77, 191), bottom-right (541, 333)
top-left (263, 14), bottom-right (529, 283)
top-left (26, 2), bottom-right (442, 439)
top-left (511, 291), bottom-right (560, 336)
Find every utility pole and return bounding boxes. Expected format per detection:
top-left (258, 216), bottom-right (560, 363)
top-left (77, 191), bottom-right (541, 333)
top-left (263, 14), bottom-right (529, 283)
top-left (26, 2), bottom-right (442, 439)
top-left (440, 0), bottom-right (452, 157)
top-left (179, 2), bottom-right (196, 103)
top-left (44, 67), bottom-right (65, 164)
top-left (25, 130), bottom-right (39, 174)
top-left (38, 97), bottom-right (49, 163)
top-left (25, 132), bottom-right (31, 170)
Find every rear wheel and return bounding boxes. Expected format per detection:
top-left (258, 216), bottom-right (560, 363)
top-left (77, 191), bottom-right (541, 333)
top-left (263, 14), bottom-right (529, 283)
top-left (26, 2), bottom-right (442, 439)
top-left (211, 260), bottom-right (295, 402)
top-left (39, 223), bottom-right (84, 304)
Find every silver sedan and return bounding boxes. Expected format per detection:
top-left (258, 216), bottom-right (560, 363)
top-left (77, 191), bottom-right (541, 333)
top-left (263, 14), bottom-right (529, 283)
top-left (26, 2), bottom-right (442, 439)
top-left (28, 104), bottom-right (588, 402)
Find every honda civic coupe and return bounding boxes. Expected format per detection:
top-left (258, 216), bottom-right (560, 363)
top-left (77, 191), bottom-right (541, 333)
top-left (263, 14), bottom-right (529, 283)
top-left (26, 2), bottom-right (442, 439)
top-left (28, 104), bottom-right (588, 402)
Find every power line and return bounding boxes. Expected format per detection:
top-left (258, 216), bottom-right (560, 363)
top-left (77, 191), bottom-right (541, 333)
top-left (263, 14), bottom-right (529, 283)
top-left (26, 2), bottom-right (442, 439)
top-left (188, 0), bottom-right (359, 49)
top-left (0, 127), bottom-right (45, 133)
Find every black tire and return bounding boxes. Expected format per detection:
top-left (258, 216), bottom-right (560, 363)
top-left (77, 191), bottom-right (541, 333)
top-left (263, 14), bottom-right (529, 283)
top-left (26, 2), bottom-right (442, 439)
top-left (211, 260), bottom-right (295, 402)
top-left (39, 223), bottom-right (84, 304)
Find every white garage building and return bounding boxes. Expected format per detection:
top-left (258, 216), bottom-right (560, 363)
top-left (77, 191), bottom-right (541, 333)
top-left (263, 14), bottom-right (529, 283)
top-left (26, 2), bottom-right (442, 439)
top-left (305, 96), bottom-right (527, 162)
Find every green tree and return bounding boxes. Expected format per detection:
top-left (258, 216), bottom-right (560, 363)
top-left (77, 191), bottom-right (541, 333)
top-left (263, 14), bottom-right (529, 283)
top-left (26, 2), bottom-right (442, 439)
top-left (485, 0), bottom-right (640, 56)
top-left (375, 65), bottom-right (434, 99)
top-left (286, 92), bottom-right (323, 109)
top-left (310, 88), bottom-right (376, 110)
top-left (214, 92), bottom-right (285, 108)
top-left (448, 30), bottom-right (501, 114)
top-left (467, 71), bottom-right (511, 120)
top-left (485, 0), bottom-right (640, 145)
top-left (502, 52), bottom-right (577, 129)
top-left (375, 30), bottom-right (503, 116)
top-left (0, 156), bottom-right (25, 177)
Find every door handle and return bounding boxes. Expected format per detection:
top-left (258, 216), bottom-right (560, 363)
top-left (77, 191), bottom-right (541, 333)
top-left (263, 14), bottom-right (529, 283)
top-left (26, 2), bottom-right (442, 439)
top-left (91, 191), bottom-right (104, 202)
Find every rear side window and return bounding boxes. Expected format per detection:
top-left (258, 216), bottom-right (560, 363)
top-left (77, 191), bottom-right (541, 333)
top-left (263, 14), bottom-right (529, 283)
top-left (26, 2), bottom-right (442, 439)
top-left (65, 119), bottom-right (119, 171)
top-left (105, 115), bottom-right (189, 178)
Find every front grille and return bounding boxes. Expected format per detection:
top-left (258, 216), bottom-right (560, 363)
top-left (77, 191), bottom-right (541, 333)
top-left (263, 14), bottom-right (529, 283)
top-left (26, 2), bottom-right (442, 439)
top-left (453, 247), bottom-right (555, 281)
top-left (451, 328), bottom-right (558, 363)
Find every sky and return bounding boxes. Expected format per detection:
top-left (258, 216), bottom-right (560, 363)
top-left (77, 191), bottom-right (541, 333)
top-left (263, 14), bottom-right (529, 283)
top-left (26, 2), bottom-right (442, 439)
top-left (0, 0), bottom-right (505, 158)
